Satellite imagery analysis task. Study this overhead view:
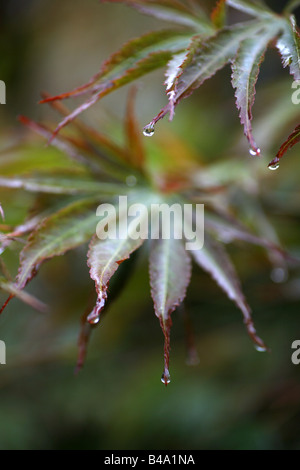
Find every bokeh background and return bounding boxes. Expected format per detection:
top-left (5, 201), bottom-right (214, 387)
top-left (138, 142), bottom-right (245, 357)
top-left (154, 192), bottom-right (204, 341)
top-left (0, 0), bottom-right (300, 450)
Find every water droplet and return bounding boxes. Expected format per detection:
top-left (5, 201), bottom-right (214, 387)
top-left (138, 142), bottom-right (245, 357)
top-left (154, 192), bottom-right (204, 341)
top-left (268, 162), bottom-right (280, 171)
top-left (143, 124), bottom-right (155, 137)
top-left (87, 312), bottom-right (100, 325)
top-left (270, 267), bottom-right (288, 284)
top-left (126, 175), bottom-right (137, 187)
top-left (249, 147), bottom-right (261, 156)
top-left (87, 293), bottom-right (106, 325)
top-left (161, 369), bottom-right (171, 385)
top-left (254, 344), bottom-right (267, 352)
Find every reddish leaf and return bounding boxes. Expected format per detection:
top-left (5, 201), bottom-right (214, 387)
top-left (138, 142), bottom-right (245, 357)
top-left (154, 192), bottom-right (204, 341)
top-left (15, 198), bottom-right (99, 291)
top-left (124, 87), bottom-right (146, 170)
top-left (231, 26), bottom-right (278, 155)
top-left (87, 194), bottom-right (151, 324)
top-left (146, 20), bottom-right (268, 129)
top-left (190, 231), bottom-right (268, 351)
top-left (211, 0), bottom-right (226, 29)
top-left (40, 30), bottom-right (191, 139)
top-left (149, 237), bottom-right (191, 385)
top-left (268, 124), bottom-right (300, 168)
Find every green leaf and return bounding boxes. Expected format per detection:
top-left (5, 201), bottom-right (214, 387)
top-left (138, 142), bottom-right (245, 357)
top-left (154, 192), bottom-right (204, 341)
top-left (0, 143), bottom-right (78, 176)
top-left (211, 0), bottom-right (227, 29)
top-left (190, 231), bottom-right (268, 351)
top-left (231, 25), bottom-right (279, 155)
top-left (40, 30), bottom-right (192, 138)
top-left (87, 193), bottom-right (152, 323)
top-left (16, 198), bottom-right (100, 290)
top-left (0, 176), bottom-right (128, 196)
top-left (268, 123), bottom-right (300, 169)
top-left (276, 16), bottom-right (300, 81)
top-left (96, 30), bottom-right (191, 82)
top-left (148, 21), bottom-right (268, 126)
top-left (149, 236), bottom-right (191, 385)
top-left (18, 115), bottom-right (133, 180)
top-left (101, 0), bottom-right (212, 31)
top-left (226, 0), bottom-right (273, 17)
top-left (18, 115), bottom-right (104, 175)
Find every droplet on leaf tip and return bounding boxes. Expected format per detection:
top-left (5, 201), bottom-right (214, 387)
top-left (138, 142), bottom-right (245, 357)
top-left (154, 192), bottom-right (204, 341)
top-left (143, 123), bottom-right (155, 137)
top-left (254, 344), bottom-right (267, 353)
top-left (268, 162), bottom-right (280, 171)
top-left (249, 147), bottom-right (261, 156)
top-left (87, 312), bottom-right (100, 325)
top-left (161, 369), bottom-right (171, 386)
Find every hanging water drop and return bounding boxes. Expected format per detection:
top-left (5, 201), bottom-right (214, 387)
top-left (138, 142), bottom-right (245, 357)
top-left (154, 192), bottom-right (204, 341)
top-left (87, 311), bottom-right (100, 325)
top-left (268, 162), bottom-right (280, 171)
top-left (249, 147), bottom-right (260, 156)
top-left (161, 369), bottom-right (171, 385)
top-left (143, 123), bottom-right (155, 137)
top-left (254, 344), bottom-right (267, 352)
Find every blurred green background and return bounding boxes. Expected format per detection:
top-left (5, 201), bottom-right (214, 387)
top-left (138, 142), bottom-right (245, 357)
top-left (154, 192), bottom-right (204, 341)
top-left (0, 0), bottom-right (300, 450)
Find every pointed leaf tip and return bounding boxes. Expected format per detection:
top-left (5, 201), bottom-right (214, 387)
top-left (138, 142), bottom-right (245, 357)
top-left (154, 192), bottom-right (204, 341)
top-left (88, 193), bottom-right (151, 321)
top-left (268, 123), bottom-right (300, 168)
top-left (231, 26), bottom-right (279, 154)
top-left (150, 236), bottom-right (191, 384)
top-left (190, 231), bottom-right (267, 349)
top-left (150, 21), bottom-right (270, 129)
top-left (211, 0), bottom-right (226, 29)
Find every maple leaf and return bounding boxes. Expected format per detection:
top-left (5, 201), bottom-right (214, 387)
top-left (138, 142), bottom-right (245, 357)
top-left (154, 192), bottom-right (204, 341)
top-left (38, 1), bottom-right (300, 157)
top-left (0, 97), bottom-right (291, 384)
